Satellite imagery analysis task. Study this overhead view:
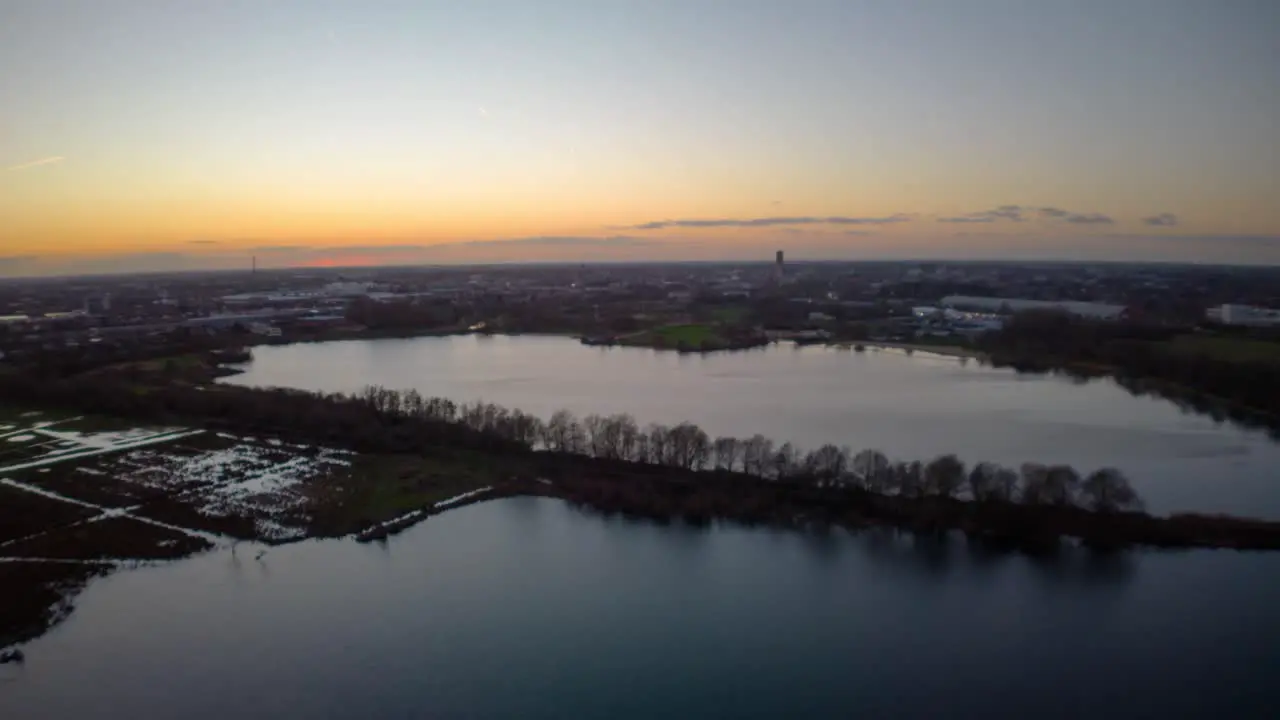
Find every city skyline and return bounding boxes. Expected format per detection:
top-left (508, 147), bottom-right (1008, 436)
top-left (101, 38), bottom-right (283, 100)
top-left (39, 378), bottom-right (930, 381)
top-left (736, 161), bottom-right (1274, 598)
top-left (3, 0), bottom-right (1279, 276)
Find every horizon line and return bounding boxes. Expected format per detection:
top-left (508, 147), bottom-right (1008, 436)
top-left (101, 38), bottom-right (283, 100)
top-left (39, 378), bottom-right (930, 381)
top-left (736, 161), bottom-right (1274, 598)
top-left (3, 256), bottom-right (1278, 283)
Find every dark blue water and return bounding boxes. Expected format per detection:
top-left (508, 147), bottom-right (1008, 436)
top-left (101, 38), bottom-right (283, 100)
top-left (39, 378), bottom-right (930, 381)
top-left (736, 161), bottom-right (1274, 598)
top-left (4, 497), bottom-right (1278, 719)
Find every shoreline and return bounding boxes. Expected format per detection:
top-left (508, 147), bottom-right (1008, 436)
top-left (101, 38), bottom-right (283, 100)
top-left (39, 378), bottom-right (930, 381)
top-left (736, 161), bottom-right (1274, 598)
top-left (840, 341), bottom-right (985, 359)
top-left (238, 330), bottom-right (983, 358)
top-left (7, 462), bottom-right (1280, 652)
top-left (349, 477), bottom-right (1280, 552)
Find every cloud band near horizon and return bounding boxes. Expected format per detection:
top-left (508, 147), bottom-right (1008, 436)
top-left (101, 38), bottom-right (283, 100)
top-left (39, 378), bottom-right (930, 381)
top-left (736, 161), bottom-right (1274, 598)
top-left (627, 206), bottom-right (1156, 230)
top-left (937, 206), bottom-right (1116, 225)
top-left (626, 215), bottom-right (914, 230)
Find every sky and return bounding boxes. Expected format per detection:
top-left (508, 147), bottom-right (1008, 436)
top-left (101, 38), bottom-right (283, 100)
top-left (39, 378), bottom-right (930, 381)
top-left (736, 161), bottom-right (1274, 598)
top-left (2, 0), bottom-right (1278, 276)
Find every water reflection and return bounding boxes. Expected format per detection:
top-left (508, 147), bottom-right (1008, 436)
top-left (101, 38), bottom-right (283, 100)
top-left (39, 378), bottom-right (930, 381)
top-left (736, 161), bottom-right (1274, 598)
top-left (567, 502), bottom-right (1138, 588)
top-left (3, 498), bottom-right (1279, 720)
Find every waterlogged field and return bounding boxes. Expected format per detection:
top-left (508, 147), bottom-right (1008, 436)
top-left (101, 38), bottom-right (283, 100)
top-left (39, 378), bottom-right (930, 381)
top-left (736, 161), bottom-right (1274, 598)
top-left (14, 432), bottom-right (357, 542)
top-left (0, 411), bottom-right (362, 545)
top-left (0, 413), bottom-right (195, 468)
top-left (0, 409), bottom-right (427, 648)
top-left (0, 405), bottom-right (513, 647)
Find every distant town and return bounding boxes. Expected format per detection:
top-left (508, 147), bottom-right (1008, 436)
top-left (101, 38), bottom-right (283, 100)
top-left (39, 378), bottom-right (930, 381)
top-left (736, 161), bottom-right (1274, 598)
top-left (1, 257), bottom-right (1278, 363)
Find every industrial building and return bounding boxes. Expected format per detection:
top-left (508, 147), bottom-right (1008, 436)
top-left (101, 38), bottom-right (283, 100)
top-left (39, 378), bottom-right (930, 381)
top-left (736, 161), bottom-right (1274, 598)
top-left (1206, 304), bottom-right (1280, 327)
top-left (940, 295), bottom-right (1127, 320)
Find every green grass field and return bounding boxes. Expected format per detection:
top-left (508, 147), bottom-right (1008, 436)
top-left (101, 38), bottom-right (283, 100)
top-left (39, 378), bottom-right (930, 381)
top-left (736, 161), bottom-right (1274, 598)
top-left (309, 448), bottom-right (529, 536)
top-left (1168, 334), bottom-right (1280, 365)
top-left (651, 323), bottom-right (723, 346)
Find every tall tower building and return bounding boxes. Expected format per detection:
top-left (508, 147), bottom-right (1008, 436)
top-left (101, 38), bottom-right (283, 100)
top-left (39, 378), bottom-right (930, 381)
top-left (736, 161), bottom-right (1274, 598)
top-left (774, 250), bottom-right (785, 283)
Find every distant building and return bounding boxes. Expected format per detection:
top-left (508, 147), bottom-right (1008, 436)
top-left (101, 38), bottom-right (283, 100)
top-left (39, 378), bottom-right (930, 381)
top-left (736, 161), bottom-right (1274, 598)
top-left (1208, 304), bottom-right (1280, 327)
top-left (182, 309), bottom-right (309, 329)
top-left (321, 281), bottom-right (373, 298)
top-left (940, 295), bottom-right (1127, 320)
top-left (774, 250), bottom-right (784, 283)
top-left (248, 322), bottom-right (282, 337)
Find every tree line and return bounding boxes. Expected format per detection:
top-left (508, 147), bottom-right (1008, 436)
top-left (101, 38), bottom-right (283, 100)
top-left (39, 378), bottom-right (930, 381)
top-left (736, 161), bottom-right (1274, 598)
top-left (0, 362), bottom-right (1143, 515)
top-left (352, 384), bottom-right (1145, 513)
top-left (977, 310), bottom-right (1280, 430)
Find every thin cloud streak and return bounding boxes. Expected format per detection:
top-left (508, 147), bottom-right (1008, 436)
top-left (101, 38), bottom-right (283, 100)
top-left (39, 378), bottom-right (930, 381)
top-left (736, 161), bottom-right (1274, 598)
top-left (248, 245), bottom-right (314, 252)
top-left (6, 156), bottom-right (64, 171)
top-left (938, 205), bottom-right (1117, 225)
top-left (462, 235), bottom-right (656, 247)
top-left (1143, 213), bottom-right (1179, 227)
top-left (627, 215), bottom-right (912, 230)
top-left (937, 205), bottom-right (1026, 223)
top-left (1064, 213), bottom-right (1115, 225)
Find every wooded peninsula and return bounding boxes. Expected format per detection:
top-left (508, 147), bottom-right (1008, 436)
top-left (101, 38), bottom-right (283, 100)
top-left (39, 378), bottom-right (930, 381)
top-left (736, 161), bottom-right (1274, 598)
top-left (3, 356), bottom-right (1279, 554)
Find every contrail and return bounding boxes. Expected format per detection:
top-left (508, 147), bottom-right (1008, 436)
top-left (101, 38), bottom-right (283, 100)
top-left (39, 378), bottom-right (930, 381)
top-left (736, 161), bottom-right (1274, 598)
top-left (7, 156), bottom-right (64, 171)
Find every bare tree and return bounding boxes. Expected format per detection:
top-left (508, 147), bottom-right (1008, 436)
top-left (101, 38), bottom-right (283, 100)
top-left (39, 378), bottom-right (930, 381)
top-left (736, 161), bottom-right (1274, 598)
top-left (613, 414), bottom-right (640, 461)
top-left (713, 437), bottom-right (740, 471)
top-left (425, 397), bottom-right (457, 422)
top-left (742, 434), bottom-right (774, 477)
top-left (403, 389), bottom-right (424, 417)
top-left (667, 422), bottom-right (710, 470)
top-left (968, 462), bottom-right (1018, 502)
top-left (505, 410), bottom-right (543, 449)
top-left (1080, 468), bottom-right (1144, 512)
top-left (895, 461), bottom-right (925, 498)
top-left (1044, 465), bottom-right (1081, 506)
top-left (924, 454), bottom-right (966, 498)
top-left (967, 462), bottom-right (996, 501)
top-left (689, 427), bottom-right (711, 470)
top-left (459, 401), bottom-right (486, 431)
top-left (1019, 463), bottom-right (1079, 506)
top-left (482, 403), bottom-right (507, 432)
top-left (583, 414), bottom-right (609, 458)
top-left (851, 449), bottom-right (891, 491)
top-left (648, 423), bottom-right (672, 466)
top-left (633, 433), bottom-right (651, 464)
top-left (1019, 462), bottom-right (1051, 505)
top-left (544, 409), bottom-right (585, 453)
top-left (991, 465), bottom-right (1019, 502)
top-left (772, 441), bottom-right (801, 480)
top-left (806, 444), bottom-right (846, 484)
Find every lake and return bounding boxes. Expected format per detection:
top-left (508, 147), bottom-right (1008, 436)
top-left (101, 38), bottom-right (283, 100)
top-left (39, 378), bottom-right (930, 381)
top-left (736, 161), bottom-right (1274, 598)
top-left (7, 336), bottom-right (1280, 718)
top-left (222, 335), bottom-right (1280, 517)
top-left (4, 497), bottom-right (1279, 719)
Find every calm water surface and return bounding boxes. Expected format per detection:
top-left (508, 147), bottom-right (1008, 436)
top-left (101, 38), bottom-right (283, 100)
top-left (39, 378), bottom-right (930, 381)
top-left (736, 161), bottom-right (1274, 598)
top-left (3, 498), bottom-right (1279, 719)
top-left (223, 335), bottom-right (1280, 517)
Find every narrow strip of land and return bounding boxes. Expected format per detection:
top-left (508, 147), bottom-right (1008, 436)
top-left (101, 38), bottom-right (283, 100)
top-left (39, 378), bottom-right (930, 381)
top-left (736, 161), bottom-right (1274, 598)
top-left (0, 429), bottom-right (205, 475)
top-left (0, 478), bottom-right (227, 545)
